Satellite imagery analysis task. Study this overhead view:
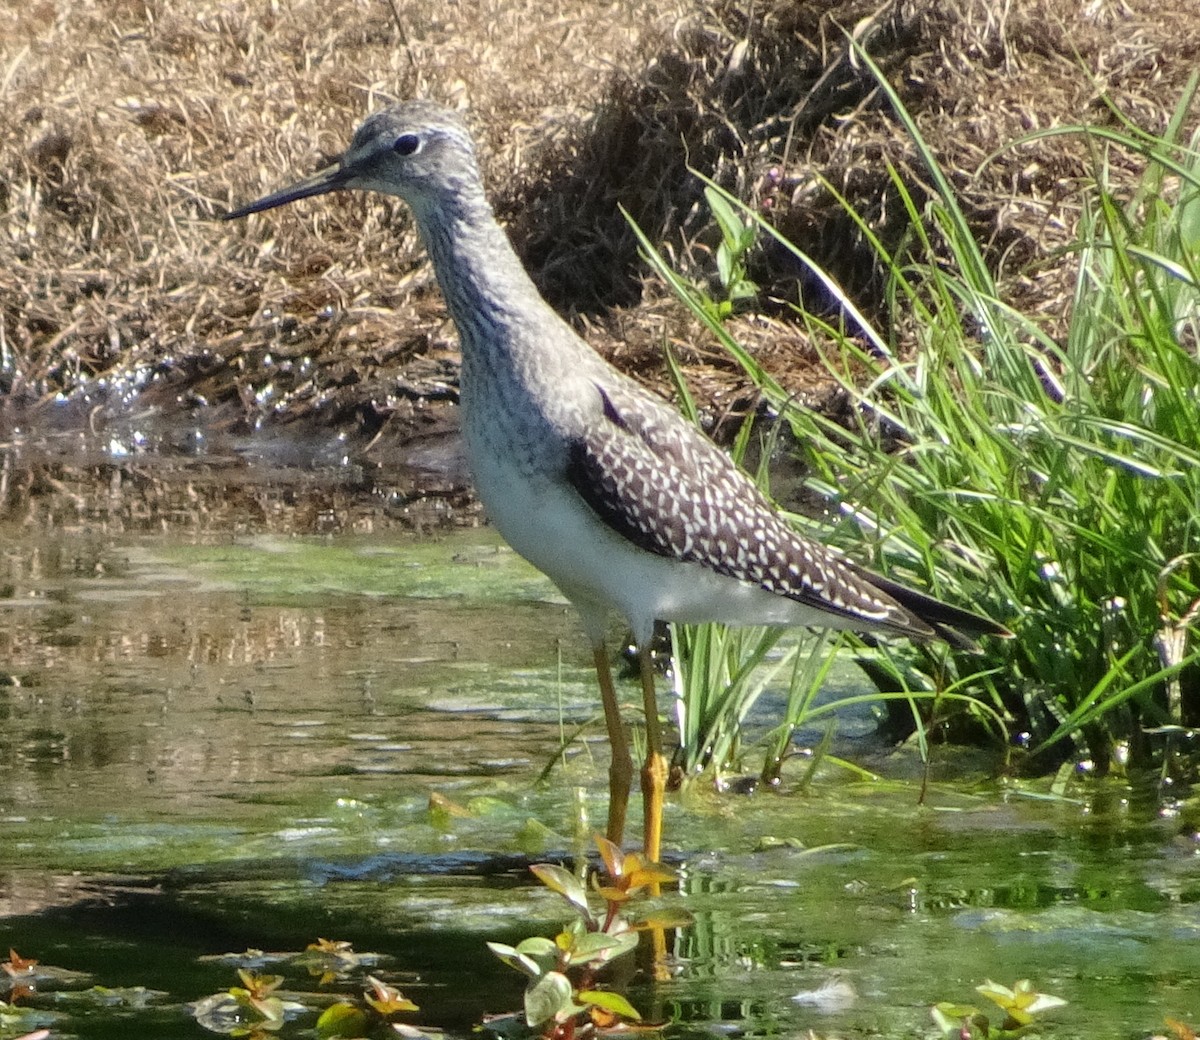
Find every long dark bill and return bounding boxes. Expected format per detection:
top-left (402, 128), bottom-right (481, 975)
top-left (223, 163), bottom-right (350, 220)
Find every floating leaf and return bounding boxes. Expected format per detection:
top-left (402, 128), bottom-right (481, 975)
top-left (307, 939), bottom-right (354, 955)
top-left (52, 985), bottom-right (166, 1008)
top-left (316, 1001), bottom-right (370, 1039)
top-left (364, 975), bottom-right (418, 1016)
top-left (428, 791), bottom-right (476, 831)
top-left (0, 999), bottom-right (58, 1040)
top-left (197, 949), bottom-right (272, 968)
top-left (631, 908), bottom-right (692, 931)
top-left (976, 979), bottom-right (1066, 1026)
top-left (296, 939), bottom-right (376, 985)
top-left (191, 991), bottom-right (253, 1033)
top-left (464, 796), bottom-right (513, 816)
top-left (514, 817), bottom-right (558, 854)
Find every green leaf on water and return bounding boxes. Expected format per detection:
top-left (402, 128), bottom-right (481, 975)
top-left (514, 817), bottom-right (558, 854)
top-left (316, 1001), bottom-right (370, 1038)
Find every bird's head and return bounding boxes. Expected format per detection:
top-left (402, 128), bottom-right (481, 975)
top-left (223, 100), bottom-right (479, 221)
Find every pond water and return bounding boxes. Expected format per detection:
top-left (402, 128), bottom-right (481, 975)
top-left (1, 509), bottom-right (1198, 1039)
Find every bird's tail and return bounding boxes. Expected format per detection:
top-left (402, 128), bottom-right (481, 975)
top-left (861, 568), bottom-right (1013, 651)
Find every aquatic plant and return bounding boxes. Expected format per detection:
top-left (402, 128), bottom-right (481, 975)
top-left (933, 978), bottom-right (1067, 1039)
top-left (189, 945), bottom-right (425, 1039)
top-left (315, 975), bottom-right (421, 1039)
top-left (485, 837), bottom-right (673, 1039)
top-left (633, 55), bottom-right (1200, 783)
top-left (191, 968), bottom-right (307, 1035)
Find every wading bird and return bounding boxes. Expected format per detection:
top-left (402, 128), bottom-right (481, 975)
top-left (225, 100), bottom-right (1008, 864)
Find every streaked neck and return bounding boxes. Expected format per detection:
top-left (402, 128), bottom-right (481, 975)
top-left (409, 189), bottom-right (550, 356)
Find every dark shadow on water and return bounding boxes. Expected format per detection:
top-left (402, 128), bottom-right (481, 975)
top-left (7, 871), bottom-right (522, 1036)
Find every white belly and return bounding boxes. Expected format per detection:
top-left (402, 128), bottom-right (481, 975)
top-left (471, 453), bottom-right (845, 649)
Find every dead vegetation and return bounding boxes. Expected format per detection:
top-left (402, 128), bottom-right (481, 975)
top-left (1, 0), bottom-right (1197, 508)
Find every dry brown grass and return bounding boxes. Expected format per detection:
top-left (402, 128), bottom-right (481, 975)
top-left (1, 0), bottom-right (1197, 458)
top-left (0, 0), bottom-right (670, 437)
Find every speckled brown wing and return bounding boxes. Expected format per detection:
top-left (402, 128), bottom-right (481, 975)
top-left (563, 380), bottom-right (928, 635)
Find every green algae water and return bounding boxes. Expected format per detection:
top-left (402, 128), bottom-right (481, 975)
top-left (1, 526), bottom-right (1198, 1039)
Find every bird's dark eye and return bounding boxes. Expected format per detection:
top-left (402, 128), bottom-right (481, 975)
top-left (393, 133), bottom-right (421, 156)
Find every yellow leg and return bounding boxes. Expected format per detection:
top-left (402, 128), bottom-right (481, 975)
top-left (637, 646), bottom-right (671, 979)
top-left (638, 647), bottom-right (668, 866)
top-left (593, 643), bottom-right (633, 849)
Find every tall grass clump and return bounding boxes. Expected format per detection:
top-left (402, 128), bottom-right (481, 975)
top-left (638, 57), bottom-right (1200, 782)
top-left (652, 323), bottom-right (1006, 787)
